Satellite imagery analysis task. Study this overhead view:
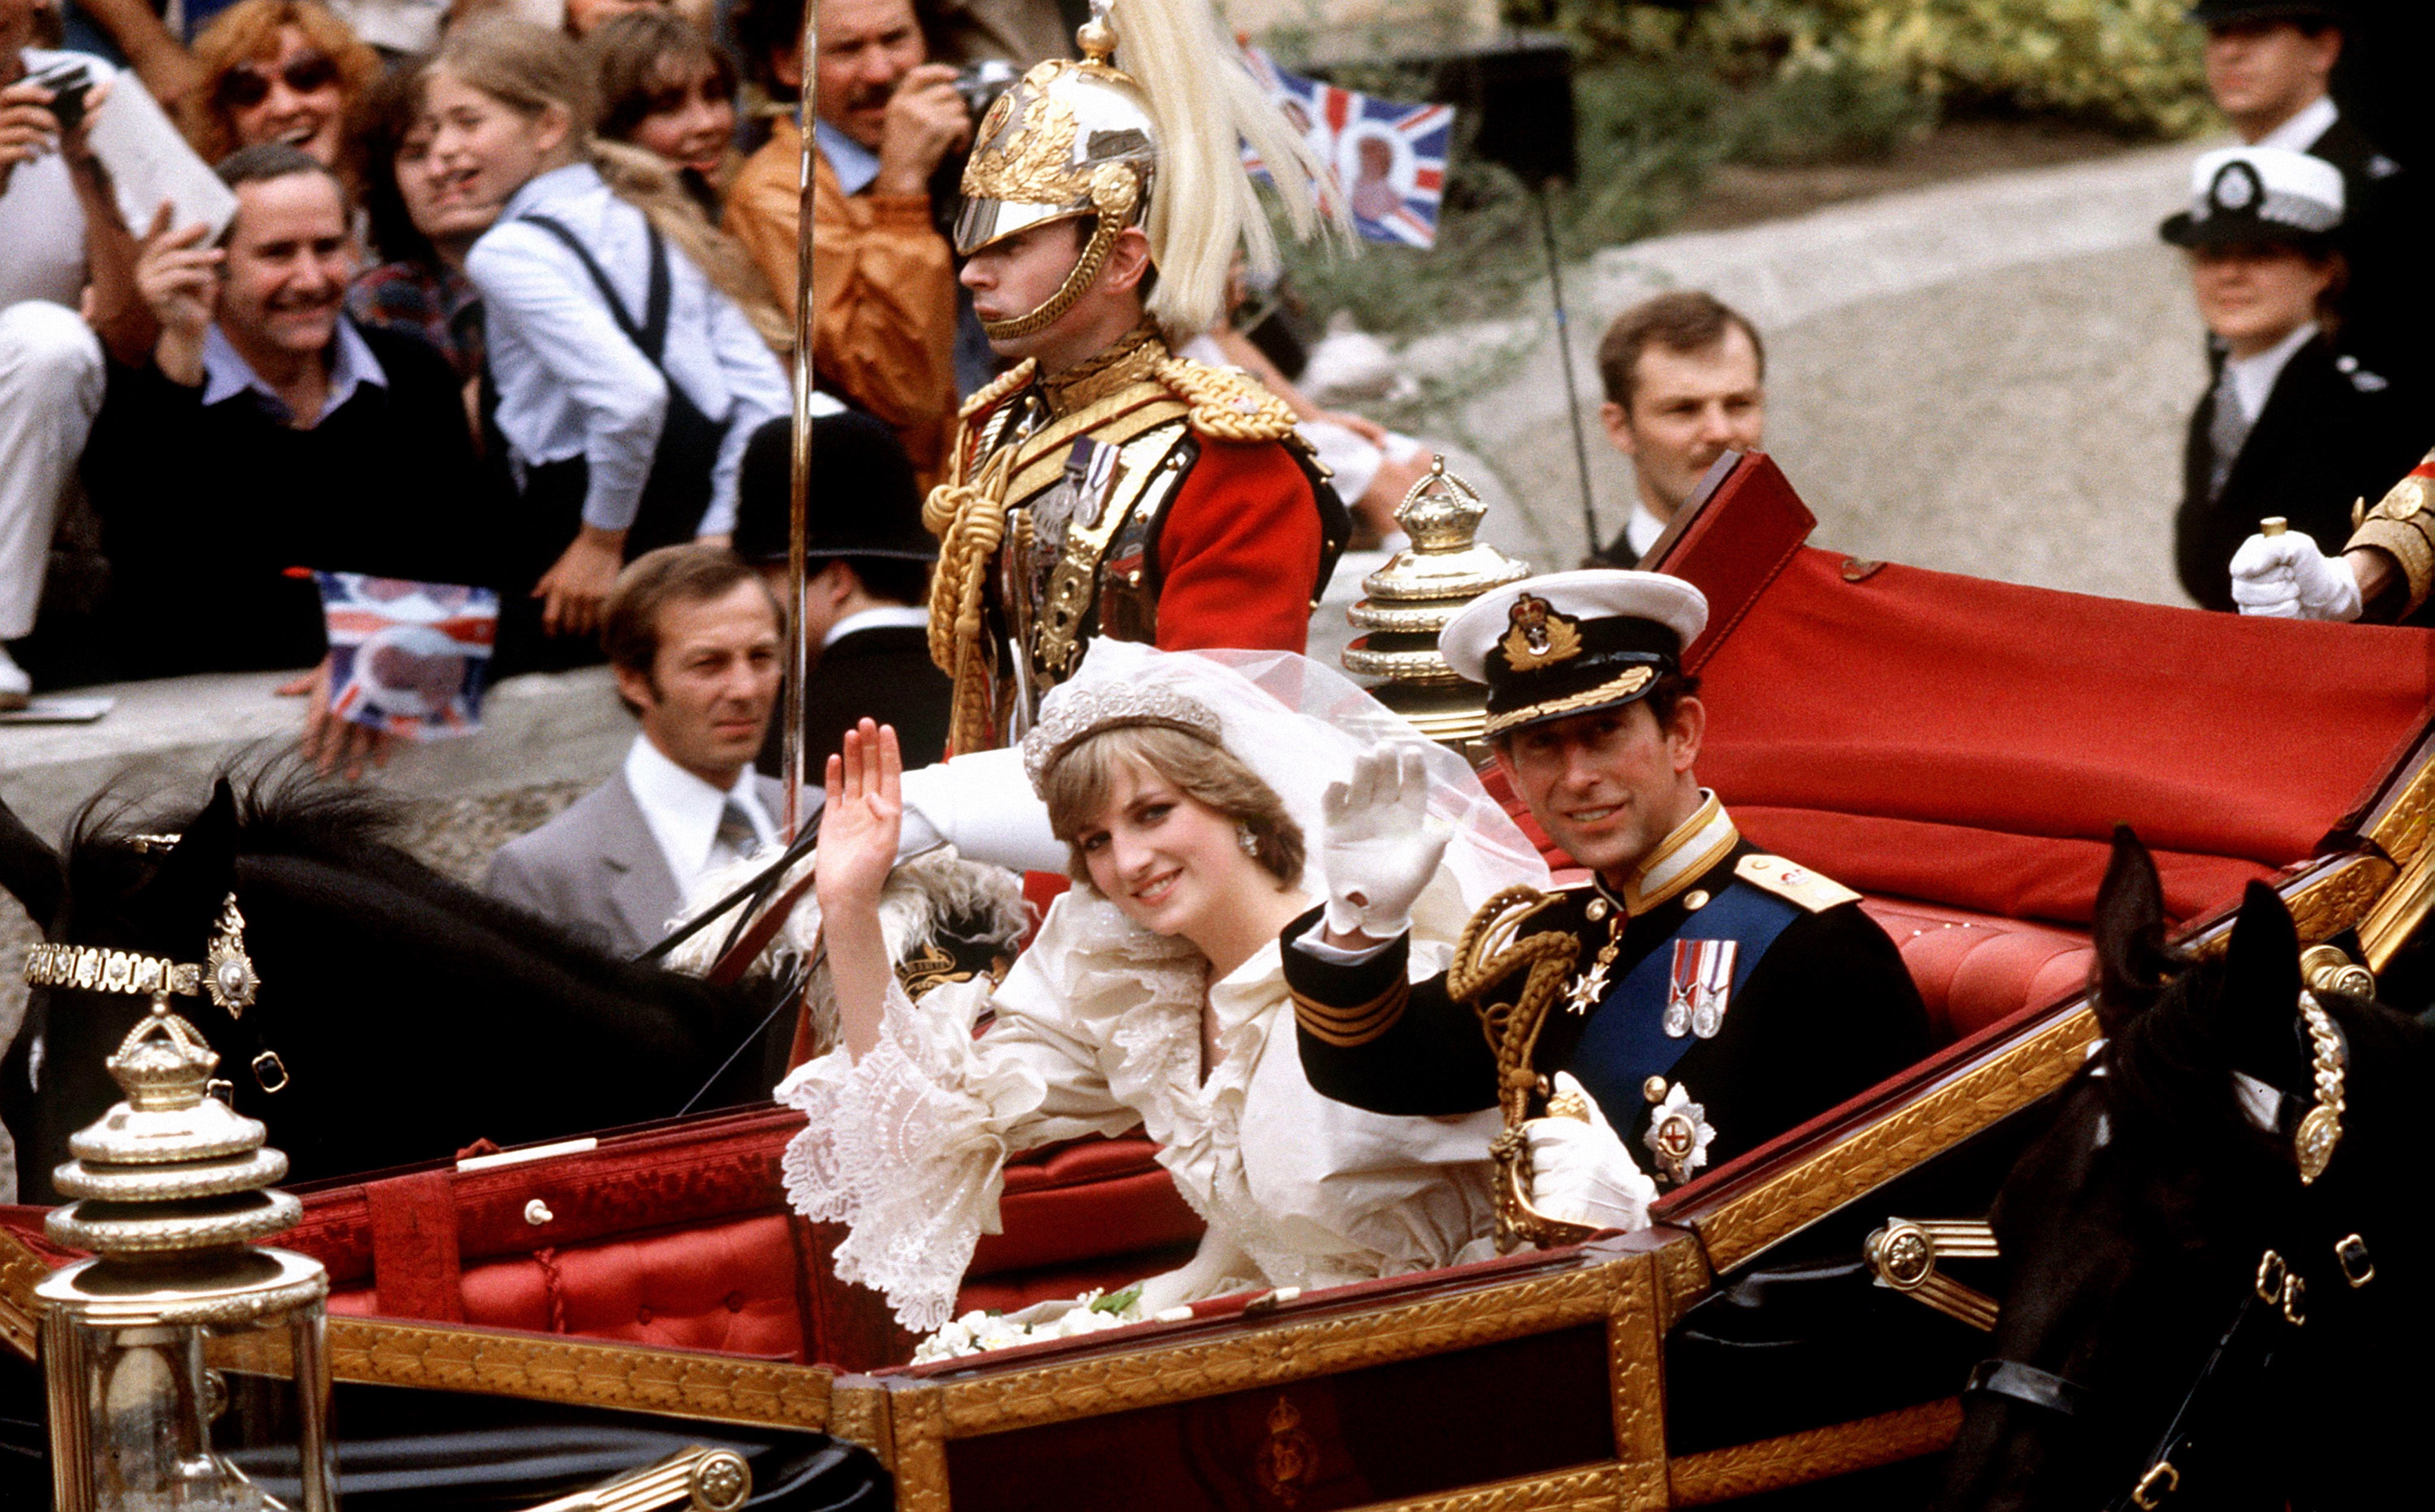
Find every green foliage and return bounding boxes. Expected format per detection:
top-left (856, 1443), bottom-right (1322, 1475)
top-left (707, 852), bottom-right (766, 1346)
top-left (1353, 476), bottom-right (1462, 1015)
top-left (1546, 0), bottom-right (2214, 137)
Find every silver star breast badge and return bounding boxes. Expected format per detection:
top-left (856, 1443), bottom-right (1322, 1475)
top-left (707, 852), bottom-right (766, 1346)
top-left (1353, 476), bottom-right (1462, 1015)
top-left (1563, 961), bottom-right (1610, 1015)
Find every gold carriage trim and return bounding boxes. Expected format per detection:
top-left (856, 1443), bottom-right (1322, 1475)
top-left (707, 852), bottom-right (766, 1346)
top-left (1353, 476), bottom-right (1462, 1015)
top-left (1480, 667), bottom-right (1656, 739)
top-left (1290, 978), bottom-right (1411, 1048)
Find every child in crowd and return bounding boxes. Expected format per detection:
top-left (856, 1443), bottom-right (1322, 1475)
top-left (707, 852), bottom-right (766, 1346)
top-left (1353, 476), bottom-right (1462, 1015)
top-left (583, 9), bottom-right (788, 351)
top-left (423, 14), bottom-right (789, 672)
top-left (347, 60), bottom-right (493, 385)
top-left (181, 0), bottom-right (379, 169)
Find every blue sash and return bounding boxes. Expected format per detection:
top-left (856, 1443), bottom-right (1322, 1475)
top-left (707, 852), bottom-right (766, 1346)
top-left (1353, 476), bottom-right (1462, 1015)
top-left (1567, 882), bottom-right (1801, 1122)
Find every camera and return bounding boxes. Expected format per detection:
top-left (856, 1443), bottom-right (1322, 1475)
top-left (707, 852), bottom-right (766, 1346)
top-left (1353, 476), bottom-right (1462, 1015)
top-left (951, 60), bottom-right (1018, 122)
top-left (29, 59), bottom-right (93, 133)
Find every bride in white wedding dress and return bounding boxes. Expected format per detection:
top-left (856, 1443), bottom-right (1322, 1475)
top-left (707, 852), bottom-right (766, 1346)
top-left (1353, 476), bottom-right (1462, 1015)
top-left (776, 641), bottom-right (1548, 1337)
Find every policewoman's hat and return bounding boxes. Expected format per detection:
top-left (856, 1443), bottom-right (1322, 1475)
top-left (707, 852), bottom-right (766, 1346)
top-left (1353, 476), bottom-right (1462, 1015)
top-left (1438, 569), bottom-right (1709, 739)
top-left (2160, 146), bottom-right (2345, 252)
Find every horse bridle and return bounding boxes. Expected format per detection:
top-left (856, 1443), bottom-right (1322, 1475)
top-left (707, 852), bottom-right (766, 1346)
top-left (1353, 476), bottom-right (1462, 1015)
top-left (20, 880), bottom-right (288, 1094)
top-left (1962, 990), bottom-right (2371, 1510)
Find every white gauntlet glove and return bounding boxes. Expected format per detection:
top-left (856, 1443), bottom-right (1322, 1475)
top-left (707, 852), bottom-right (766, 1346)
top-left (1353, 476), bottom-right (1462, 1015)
top-left (1525, 1072), bottom-right (1660, 1233)
top-left (1319, 742), bottom-right (1450, 940)
top-left (2229, 529), bottom-right (2362, 622)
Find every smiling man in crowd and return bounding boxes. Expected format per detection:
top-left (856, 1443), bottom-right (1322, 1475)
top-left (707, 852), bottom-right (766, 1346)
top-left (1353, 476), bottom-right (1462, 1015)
top-left (81, 142), bottom-right (488, 680)
top-left (1590, 292), bottom-right (1766, 568)
top-left (486, 543), bottom-right (788, 957)
top-left (1288, 570), bottom-right (1929, 1227)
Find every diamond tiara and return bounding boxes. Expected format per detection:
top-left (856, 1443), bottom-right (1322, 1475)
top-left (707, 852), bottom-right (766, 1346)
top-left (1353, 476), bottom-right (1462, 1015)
top-left (1022, 682), bottom-right (1225, 792)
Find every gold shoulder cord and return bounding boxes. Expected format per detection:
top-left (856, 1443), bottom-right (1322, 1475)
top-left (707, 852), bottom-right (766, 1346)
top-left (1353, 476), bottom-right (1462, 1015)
top-left (2346, 450), bottom-right (2435, 618)
top-left (924, 366), bottom-right (1039, 754)
top-left (1448, 886), bottom-right (1600, 1250)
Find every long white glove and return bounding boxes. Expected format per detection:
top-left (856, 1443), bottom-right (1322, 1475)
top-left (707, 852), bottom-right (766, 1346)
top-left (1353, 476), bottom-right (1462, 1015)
top-left (1319, 742), bottom-right (1450, 940)
top-left (2229, 530), bottom-right (2363, 621)
top-left (1525, 1072), bottom-right (1659, 1233)
top-left (892, 746), bottom-right (1067, 874)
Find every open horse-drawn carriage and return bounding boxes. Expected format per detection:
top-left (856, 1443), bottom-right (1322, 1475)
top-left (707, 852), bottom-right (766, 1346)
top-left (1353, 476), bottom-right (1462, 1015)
top-left (0, 451), bottom-right (2427, 1509)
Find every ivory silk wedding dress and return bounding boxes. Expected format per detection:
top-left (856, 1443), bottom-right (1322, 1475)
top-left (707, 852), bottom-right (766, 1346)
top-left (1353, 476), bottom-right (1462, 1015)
top-left (773, 642), bottom-right (1551, 1335)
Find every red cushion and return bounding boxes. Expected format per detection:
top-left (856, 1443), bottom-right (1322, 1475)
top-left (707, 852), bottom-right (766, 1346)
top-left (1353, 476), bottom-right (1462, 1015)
top-left (1860, 899), bottom-right (2091, 1042)
top-left (448, 1215), bottom-right (808, 1358)
top-left (970, 1136), bottom-right (1204, 1280)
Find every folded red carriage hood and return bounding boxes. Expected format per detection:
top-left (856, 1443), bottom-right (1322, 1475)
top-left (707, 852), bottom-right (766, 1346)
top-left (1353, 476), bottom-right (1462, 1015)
top-left (1647, 453), bottom-right (2434, 925)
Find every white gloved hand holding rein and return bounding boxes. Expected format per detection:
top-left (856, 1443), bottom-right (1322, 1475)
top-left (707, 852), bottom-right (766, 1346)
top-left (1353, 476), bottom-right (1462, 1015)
top-left (1319, 742), bottom-right (1451, 941)
top-left (2229, 528), bottom-right (2362, 622)
top-left (1525, 1072), bottom-right (1660, 1233)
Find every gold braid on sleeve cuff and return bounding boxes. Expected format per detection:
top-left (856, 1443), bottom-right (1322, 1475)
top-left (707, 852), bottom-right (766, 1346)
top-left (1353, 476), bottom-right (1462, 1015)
top-left (1291, 978), bottom-right (1411, 1048)
top-left (2349, 454), bottom-right (2435, 616)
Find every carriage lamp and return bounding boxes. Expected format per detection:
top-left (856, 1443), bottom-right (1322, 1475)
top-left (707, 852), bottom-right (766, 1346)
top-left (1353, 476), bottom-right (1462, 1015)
top-left (36, 1001), bottom-right (334, 1511)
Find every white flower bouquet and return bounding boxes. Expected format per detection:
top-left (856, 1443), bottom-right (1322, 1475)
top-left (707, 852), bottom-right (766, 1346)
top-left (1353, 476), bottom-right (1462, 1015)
top-left (911, 1283), bottom-right (1149, 1363)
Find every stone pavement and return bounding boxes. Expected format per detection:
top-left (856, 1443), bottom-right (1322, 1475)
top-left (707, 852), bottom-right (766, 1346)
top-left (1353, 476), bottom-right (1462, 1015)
top-left (1390, 139), bottom-right (2218, 606)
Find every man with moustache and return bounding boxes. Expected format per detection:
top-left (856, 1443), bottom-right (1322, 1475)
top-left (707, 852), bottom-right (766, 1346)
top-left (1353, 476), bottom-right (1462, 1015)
top-left (1285, 571), bottom-right (1929, 1227)
top-left (921, 0), bottom-right (1350, 756)
top-left (82, 143), bottom-right (491, 679)
top-left (725, 0), bottom-right (964, 481)
top-left (1589, 292), bottom-right (1766, 569)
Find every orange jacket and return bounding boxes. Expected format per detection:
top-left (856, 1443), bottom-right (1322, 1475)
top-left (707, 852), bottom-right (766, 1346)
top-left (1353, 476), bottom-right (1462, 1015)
top-left (723, 118), bottom-right (958, 484)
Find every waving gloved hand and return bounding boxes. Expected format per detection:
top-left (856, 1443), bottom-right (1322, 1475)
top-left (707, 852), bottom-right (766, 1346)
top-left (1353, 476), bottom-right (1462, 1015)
top-left (1525, 1072), bottom-right (1660, 1233)
top-left (1319, 742), bottom-right (1449, 941)
top-left (2229, 528), bottom-right (2362, 621)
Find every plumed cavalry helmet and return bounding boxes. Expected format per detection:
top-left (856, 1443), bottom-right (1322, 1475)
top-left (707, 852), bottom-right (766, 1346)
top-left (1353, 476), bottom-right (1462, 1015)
top-left (952, 0), bottom-right (1344, 341)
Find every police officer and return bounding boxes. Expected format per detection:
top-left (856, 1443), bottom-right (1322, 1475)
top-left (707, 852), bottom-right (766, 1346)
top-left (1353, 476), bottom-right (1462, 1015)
top-left (2192, 0), bottom-right (2431, 374)
top-left (1282, 571), bottom-right (1930, 1228)
top-left (2163, 146), bottom-right (2425, 610)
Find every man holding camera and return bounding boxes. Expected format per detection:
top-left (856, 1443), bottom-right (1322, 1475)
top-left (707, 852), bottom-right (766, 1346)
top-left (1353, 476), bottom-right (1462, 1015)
top-left (726, 0), bottom-right (965, 484)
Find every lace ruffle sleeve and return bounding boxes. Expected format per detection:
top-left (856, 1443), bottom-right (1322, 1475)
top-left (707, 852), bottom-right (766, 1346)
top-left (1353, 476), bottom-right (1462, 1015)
top-left (773, 914), bottom-right (1144, 1332)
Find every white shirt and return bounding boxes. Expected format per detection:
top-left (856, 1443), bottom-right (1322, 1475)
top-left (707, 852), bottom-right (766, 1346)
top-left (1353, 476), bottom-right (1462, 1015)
top-left (467, 163), bottom-right (791, 536)
top-left (0, 49), bottom-right (112, 310)
top-left (200, 318), bottom-right (387, 427)
top-left (822, 603), bottom-right (928, 648)
top-left (622, 733), bottom-right (778, 896)
top-left (1624, 503), bottom-right (1669, 559)
top-left (2255, 94), bottom-right (2339, 155)
top-left (2226, 322), bottom-right (2317, 425)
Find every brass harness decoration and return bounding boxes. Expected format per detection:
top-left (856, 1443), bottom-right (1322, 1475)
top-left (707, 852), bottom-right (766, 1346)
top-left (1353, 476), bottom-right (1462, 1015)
top-left (21, 892), bottom-right (280, 1091)
top-left (2292, 990), bottom-right (2346, 1185)
top-left (1863, 1218), bottom-right (2002, 1331)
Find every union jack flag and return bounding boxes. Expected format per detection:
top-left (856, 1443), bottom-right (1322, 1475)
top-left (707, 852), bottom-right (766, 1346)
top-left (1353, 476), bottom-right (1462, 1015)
top-left (1241, 45), bottom-right (1453, 250)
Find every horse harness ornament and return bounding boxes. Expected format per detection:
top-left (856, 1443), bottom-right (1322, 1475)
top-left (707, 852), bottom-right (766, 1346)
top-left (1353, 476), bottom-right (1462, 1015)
top-left (1960, 989), bottom-right (2368, 1512)
top-left (20, 884), bottom-right (285, 1094)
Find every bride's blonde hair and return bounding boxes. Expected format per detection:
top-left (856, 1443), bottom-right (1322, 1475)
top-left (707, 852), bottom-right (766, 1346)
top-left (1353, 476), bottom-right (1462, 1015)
top-left (1040, 725), bottom-right (1305, 888)
top-left (430, 16), bottom-right (794, 352)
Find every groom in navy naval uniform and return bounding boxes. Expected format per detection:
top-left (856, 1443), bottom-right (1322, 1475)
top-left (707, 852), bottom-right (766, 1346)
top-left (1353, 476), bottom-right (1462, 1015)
top-left (1284, 571), bottom-right (1929, 1221)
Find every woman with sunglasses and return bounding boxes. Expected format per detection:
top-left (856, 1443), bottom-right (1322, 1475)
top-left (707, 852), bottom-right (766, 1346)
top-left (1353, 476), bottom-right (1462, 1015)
top-left (181, 0), bottom-right (378, 169)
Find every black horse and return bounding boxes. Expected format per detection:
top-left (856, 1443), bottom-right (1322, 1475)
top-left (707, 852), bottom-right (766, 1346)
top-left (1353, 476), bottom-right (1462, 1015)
top-left (1934, 831), bottom-right (2435, 1511)
top-left (0, 770), bottom-right (782, 1202)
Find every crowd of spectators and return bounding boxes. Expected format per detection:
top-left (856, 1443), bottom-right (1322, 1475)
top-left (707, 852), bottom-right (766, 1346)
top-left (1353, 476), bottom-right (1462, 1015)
top-left (5, 0), bottom-right (2433, 724)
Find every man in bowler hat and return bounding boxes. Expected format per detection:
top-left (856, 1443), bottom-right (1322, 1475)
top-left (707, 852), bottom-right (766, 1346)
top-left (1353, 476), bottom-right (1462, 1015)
top-left (736, 408), bottom-right (955, 773)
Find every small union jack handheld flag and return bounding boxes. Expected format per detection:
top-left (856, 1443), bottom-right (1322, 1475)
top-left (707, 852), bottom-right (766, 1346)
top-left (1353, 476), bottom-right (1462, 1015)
top-left (1241, 45), bottom-right (1453, 249)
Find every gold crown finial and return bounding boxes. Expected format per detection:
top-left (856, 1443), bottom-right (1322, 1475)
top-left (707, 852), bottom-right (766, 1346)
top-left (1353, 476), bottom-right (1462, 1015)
top-left (106, 1001), bottom-right (219, 1113)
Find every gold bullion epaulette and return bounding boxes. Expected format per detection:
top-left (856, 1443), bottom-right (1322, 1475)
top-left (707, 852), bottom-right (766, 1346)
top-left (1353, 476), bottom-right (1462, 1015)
top-left (1154, 356), bottom-right (1299, 443)
top-left (1735, 854), bottom-right (1862, 913)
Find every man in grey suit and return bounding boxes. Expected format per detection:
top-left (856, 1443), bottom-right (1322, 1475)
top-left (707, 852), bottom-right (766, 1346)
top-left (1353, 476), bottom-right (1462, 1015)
top-left (486, 544), bottom-right (791, 957)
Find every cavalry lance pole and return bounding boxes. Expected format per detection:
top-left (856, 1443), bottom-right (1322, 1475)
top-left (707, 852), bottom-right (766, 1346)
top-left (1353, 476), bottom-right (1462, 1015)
top-left (782, 0), bottom-right (820, 837)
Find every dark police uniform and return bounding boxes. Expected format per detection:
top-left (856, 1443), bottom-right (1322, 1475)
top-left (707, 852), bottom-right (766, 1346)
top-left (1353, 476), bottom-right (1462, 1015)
top-left (2176, 332), bottom-right (2426, 610)
top-left (1285, 571), bottom-right (1929, 1190)
top-left (1284, 804), bottom-right (1927, 1189)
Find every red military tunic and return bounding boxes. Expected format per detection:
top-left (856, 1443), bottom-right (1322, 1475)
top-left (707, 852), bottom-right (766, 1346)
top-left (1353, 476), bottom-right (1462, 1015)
top-left (924, 333), bottom-right (1349, 751)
